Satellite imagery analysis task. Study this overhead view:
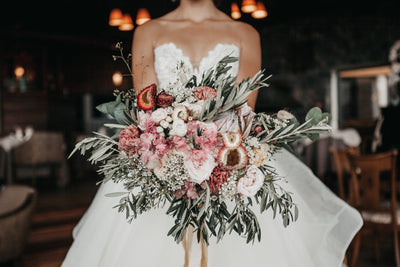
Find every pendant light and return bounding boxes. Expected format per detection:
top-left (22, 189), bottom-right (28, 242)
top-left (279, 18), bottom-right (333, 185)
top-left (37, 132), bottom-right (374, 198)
top-left (231, 3), bottom-right (241, 20)
top-left (109, 8), bottom-right (123, 26)
top-left (251, 2), bottom-right (268, 19)
top-left (136, 8), bottom-right (151, 25)
top-left (241, 0), bottom-right (257, 13)
top-left (119, 14), bottom-right (134, 31)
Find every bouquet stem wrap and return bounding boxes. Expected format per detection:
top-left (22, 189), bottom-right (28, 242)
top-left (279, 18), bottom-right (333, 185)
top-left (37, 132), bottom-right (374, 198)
top-left (183, 225), bottom-right (208, 267)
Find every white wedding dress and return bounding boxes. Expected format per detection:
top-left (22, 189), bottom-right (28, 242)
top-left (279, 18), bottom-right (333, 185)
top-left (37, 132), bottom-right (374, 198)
top-left (61, 43), bottom-right (363, 267)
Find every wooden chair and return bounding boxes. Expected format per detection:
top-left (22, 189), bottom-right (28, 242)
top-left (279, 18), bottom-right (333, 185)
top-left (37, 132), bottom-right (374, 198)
top-left (329, 146), bottom-right (359, 201)
top-left (347, 149), bottom-right (399, 267)
top-left (0, 185), bottom-right (37, 264)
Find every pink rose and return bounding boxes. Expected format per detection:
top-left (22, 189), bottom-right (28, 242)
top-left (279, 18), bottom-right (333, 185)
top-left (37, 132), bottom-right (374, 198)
top-left (237, 103), bottom-right (255, 139)
top-left (184, 153), bottom-right (216, 184)
top-left (237, 166), bottom-right (265, 197)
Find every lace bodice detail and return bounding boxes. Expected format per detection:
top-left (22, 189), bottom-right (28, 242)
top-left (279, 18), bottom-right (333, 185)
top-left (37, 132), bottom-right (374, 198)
top-left (154, 43), bottom-right (240, 91)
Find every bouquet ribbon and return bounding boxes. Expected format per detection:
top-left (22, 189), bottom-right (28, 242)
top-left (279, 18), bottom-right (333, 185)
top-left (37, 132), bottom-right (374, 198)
top-left (182, 225), bottom-right (208, 267)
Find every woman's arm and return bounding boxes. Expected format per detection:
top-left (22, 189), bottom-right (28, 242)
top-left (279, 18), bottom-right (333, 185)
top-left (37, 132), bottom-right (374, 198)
top-left (131, 22), bottom-right (158, 92)
top-left (236, 23), bottom-right (262, 110)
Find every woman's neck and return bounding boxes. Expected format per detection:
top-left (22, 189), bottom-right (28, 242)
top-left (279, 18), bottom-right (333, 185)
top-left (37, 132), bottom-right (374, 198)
top-left (174, 0), bottom-right (220, 22)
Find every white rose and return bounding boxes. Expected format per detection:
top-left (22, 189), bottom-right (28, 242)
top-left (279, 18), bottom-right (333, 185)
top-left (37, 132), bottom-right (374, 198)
top-left (160, 120), bottom-right (170, 129)
top-left (151, 108), bottom-right (168, 124)
top-left (188, 100), bottom-right (204, 119)
top-left (184, 153), bottom-right (216, 184)
top-left (169, 119), bottom-right (188, 137)
top-left (277, 110), bottom-right (294, 120)
top-left (237, 166), bottom-right (265, 197)
top-left (156, 126), bottom-right (164, 133)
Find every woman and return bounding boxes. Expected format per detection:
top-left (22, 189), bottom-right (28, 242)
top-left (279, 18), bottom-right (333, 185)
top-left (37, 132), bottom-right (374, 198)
top-left (62, 0), bottom-right (362, 266)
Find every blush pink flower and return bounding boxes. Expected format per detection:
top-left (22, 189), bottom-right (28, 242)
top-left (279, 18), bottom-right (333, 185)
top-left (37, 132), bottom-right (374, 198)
top-left (193, 86), bottom-right (217, 101)
top-left (173, 180), bottom-right (199, 200)
top-left (119, 125), bottom-right (140, 154)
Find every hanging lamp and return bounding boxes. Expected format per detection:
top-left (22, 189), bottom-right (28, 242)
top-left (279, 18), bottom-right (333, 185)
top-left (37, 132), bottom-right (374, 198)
top-left (231, 3), bottom-right (241, 19)
top-left (251, 2), bottom-right (268, 19)
top-left (241, 0), bottom-right (257, 13)
top-left (119, 14), bottom-right (134, 31)
top-left (136, 8), bottom-right (151, 25)
top-left (109, 8), bottom-right (123, 26)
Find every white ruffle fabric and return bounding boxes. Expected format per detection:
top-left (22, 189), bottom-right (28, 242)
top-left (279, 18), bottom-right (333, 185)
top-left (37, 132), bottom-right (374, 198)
top-left (62, 149), bottom-right (362, 267)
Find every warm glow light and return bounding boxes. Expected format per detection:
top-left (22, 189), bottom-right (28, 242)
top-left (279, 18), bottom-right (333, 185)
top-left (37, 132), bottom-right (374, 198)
top-left (109, 8), bottom-right (123, 26)
top-left (112, 72), bottom-right (123, 86)
top-left (119, 14), bottom-right (134, 31)
top-left (136, 8), bottom-right (151, 25)
top-left (241, 0), bottom-right (257, 13)
top-left (14, 66), bottom-right (25, 79)
top-left (231, 3), bottom-right (241, 19)
top-left (251, 2), bottom-right (268, 19)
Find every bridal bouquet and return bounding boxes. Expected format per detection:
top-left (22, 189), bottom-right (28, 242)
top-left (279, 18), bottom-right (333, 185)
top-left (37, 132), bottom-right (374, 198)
top-left (70, 44), bottom-right (331, 245)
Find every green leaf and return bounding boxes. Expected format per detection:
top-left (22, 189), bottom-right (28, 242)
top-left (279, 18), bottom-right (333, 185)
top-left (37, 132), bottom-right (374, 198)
top-left (105, 191), bottom-right (129, 197)
top-left (305, 107), bottom-right (323, 125)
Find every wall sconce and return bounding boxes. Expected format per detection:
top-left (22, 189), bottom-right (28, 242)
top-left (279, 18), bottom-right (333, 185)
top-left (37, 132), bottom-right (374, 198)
top-left (118, 14), bottom-right (134, 31)
top-left (231, 3), bottom-right (241, 20)
top-left (136, 8), bottom-right (151, 25)
top-left (112, 72), bottom-right (123, 86)
top-left (251, 2), bottom-right (268, 19)
top-left (241, 0), bottom-right (257, 13)
top-left (109, 8), bottom-right (123, 26)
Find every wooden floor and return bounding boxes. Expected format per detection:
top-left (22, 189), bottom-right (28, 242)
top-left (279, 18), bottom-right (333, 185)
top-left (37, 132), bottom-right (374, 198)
top-left (1, 175), bottom-right (398, 267)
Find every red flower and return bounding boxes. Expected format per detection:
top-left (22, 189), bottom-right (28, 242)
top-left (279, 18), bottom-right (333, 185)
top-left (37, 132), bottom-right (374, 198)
top-left (207, 165), bottom-right (231, 194)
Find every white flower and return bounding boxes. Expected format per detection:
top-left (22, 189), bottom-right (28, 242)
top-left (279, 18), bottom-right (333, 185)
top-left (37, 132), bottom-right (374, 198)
top-left (237, 166), bottom-right (265, 197)
top-left (188, 100), bottom-right (204, 119)
top-left (156, 126), bottom-right (164, 133)
top-left (151, 108), bottom-right (168, 124)
top-left (169, 119), bottom-right (188, 137)
top-left (146, 159), bottom-right (161, 170)
top-left (166, 116), bottom-right (172, 122)
top-left (184, 153), bottom-right (216, 184)
top-left (160, 120), bottom-right (170, 129)
top-left (277, 110), bottom-right (294, 120)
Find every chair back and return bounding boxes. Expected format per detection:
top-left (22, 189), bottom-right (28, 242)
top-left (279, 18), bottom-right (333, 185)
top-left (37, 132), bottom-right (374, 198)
top-left (348, 149), bottom-right (398, 220)
top-left (329, 146), bottom-right (359, 200)
top-left (13, 131), bottom-right (66, 165)
top-left (0, 185), bottom-right (37, 262)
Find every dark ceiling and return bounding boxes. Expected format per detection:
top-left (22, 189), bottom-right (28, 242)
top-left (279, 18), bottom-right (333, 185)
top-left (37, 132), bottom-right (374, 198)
top-left (1, 0), bottom-right (399, 39)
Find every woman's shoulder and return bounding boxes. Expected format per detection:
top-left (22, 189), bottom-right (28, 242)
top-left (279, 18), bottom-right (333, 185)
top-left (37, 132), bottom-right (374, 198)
top-left (230, 20), bottom-right (260, 39)
top-left (133, 19), bottom-right (164, 38)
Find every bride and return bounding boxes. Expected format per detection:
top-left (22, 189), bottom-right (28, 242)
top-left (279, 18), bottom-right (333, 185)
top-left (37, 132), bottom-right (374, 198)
top-left (62, 0), bottom-right (363, 266)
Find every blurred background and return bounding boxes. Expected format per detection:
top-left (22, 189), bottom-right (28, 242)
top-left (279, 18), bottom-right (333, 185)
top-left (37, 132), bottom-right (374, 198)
top-left (1, 0), bottom-right (400, 266)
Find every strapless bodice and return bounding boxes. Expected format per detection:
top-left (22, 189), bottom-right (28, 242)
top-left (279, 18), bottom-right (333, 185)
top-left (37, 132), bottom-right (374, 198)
top-left (154, 43), bottom-right (240, 91)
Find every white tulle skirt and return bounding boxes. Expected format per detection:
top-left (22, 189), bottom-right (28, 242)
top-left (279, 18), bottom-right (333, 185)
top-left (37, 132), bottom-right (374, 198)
top-left (61, 149), bottom-right (363, 267)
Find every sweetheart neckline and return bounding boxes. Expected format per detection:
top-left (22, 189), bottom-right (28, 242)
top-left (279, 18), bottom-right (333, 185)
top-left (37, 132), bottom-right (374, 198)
top-left (154, 42), bottom-right (240, 71)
